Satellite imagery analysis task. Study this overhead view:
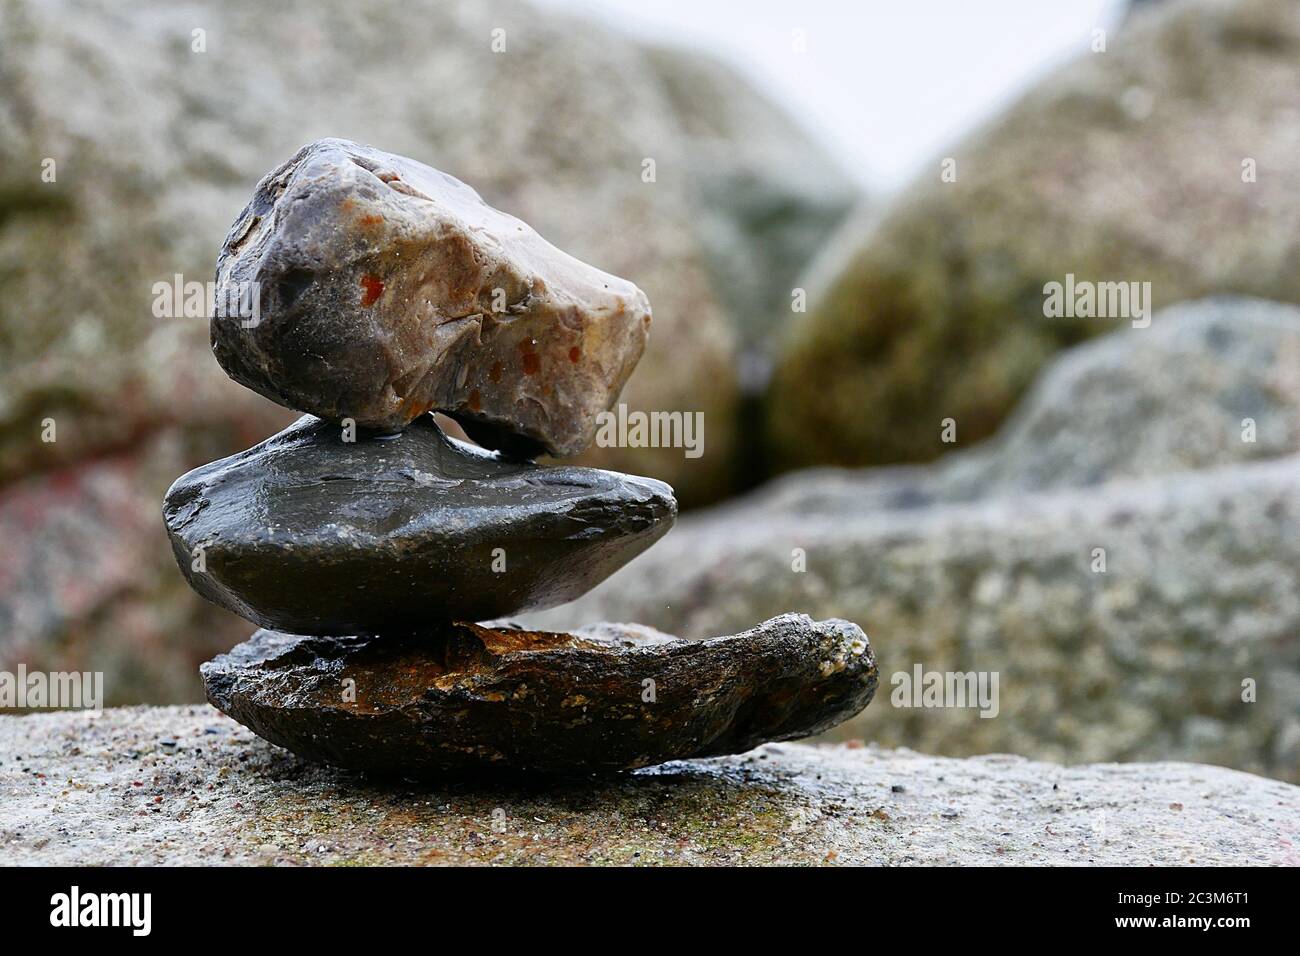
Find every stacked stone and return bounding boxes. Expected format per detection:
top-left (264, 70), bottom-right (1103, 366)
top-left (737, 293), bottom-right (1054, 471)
top-left (164, 139), bottom-right (877, 775)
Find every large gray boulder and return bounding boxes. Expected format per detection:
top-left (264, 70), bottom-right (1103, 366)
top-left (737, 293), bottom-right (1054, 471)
top-left (529, 301), bottom-right (1300, 780)
top-left (0, 433), bottom-right (248, 705)
top-left (640, 45), bottom-right (858, 373)
top-left (761, 297), bottom-right (1300, 513)
top-left (767, 0), bottom-right (1300, 473)
top-left (1, 706), bottom-right (1293, 865)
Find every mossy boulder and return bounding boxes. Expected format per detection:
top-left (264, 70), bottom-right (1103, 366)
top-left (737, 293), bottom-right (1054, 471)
top-left (767, 0), bottom-right (1300, 471)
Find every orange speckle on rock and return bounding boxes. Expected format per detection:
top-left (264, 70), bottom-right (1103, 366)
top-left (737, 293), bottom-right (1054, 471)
top-left (518, 339), bottom-right (541, 375)
top-left (360, 274), bottom-right (384, 307)
top-left (489, 361), bottom-right (503, 383)
top-left (468, 389), bottom-right (482, 412)
top-left (568, 346), bottom-right (581, 363)
top-left (399, 394), bottom-right (435, 419)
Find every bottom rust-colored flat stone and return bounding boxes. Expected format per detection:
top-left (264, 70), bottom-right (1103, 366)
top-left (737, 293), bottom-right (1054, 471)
top-left (201, 613), bottom-right (876, 776)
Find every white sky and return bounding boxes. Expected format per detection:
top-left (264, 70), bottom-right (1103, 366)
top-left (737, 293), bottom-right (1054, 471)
top-left (535, 0), bottom-right (1127, 195)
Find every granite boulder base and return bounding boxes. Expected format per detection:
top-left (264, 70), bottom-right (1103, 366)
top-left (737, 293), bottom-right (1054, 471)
top-left (201, 613), bottom-right (877, 776)
top-left (212, 138), bottom-right (653, 458)
top-left (164, 415), bottom-right (676, 635)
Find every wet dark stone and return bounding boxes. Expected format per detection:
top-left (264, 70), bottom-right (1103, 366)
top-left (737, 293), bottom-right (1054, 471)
top-left (201, 613), bottom-right (877, 776)
top-left (163, 415), bottom-right (675, 635)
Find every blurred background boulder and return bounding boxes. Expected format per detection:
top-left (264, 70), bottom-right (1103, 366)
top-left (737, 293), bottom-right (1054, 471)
top-left (767, 0), bottom-right (1300, 472)
top-left (529, 299), bottom-right (1300, 781)
top-left (0, 0), bottom-right (854, 703)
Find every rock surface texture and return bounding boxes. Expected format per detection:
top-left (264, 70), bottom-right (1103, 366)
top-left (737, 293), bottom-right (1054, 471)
top-left (164, 415), bottom-right (674, 633)
top-left (769, 0), bottom-right (1300, 472)
top-left (529, 301), bottom-right (1300, 780)
top-left (1, 706), bottom-right (1295, 865)
top-left (765, 298), bottom-right (1300, 512)
top-left (213, 139), bottom-right (652, 457)
top-left (201, 614), bottom-right (876, 775)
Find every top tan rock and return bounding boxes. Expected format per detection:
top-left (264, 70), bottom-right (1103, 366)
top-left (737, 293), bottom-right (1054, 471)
top-left (212, 138), bottom-right (651, 457)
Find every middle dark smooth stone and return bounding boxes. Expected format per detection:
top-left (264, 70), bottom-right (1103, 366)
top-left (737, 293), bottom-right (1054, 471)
top-left (162, 415), bottom-right (676, 634)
